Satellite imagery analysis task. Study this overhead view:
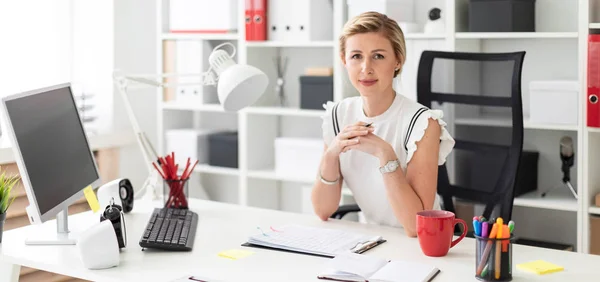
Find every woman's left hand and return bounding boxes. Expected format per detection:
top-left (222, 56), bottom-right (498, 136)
top-left (341, 132), bottom-right (395, 163)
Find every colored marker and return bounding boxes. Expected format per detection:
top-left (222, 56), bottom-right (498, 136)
top-left (481, 264), bottom-right (489, 278)
top-left (508, 220), bottom-right (515, 233)
top-left (495, 218), bottom-right (503, 279)
top-left (482, 222), bottom-right (489, 238)
top-left (476, 223), bottom-right (498, 276)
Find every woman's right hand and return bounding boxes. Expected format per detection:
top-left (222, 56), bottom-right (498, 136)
top-left (326, 122), bottom-right (374, 157)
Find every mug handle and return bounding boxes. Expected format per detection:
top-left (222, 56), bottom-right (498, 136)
top-left (450, 218), bottom-right (468, 248)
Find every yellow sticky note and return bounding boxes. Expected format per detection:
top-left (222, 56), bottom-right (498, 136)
top-left (218, 249), bottom-right (254, 260)
top-left (83, 185), bottom-right (100, 212)
top-left (517, 260), bottom-right (564, 275)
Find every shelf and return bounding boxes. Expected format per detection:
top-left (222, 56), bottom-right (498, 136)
top-left (193, 164), bottom-right (239, 176)
top-left (161, 33), bottom-right (239, 40)
top-left (589, 206), bottom-right (600, 215)
top-left (454, 115), bottom-right (578, 131)
top-left (587, 127), bottom-right (600, 133)
top-left (248, 169), bottom-right (313, 183)
top-left (513, 191), bottom-right (578, 212)
top-left (455, 32), bottom-right (578, 39)
top-left (243, 106), bottom-right (325, 118)
top-left (161, 102), bottom-right (227, 112)
top-left (404, 33), bottom-right (445, 39)
top-left (245, 41), bottom-right (334, 48)
top-left (590, 23), bottom-right (600, 29)
top-left (247, 169), bottom-right (353, 196)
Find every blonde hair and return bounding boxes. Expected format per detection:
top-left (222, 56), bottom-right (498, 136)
top-left (339, 11), bottom-right (406, 77)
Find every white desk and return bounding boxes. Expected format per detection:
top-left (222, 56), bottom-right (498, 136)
top-left (1, 199), bottom-right (599, 282)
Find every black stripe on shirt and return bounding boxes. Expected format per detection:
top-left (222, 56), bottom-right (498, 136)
top-left (332, 102), bottom-right (340, 136)
top-left (404, 107), bottom-right (429, 151)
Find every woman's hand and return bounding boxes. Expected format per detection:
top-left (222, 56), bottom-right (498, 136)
top-left (342, 129), bottom-right (395, 164)
top-left (326, 122), bottom-right (374, 157)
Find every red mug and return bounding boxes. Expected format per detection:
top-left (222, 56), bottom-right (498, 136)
top-left (416, 210), bottom-right (467, 257)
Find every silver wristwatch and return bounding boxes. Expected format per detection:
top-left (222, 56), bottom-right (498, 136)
top-left (379, 159), bottom-right (400, 174)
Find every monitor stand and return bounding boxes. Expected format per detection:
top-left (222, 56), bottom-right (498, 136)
top-left (25, 209), bottom-right (78, 245)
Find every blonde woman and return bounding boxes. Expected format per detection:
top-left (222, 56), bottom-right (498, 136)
top-left (311, 12), bottom-right (455, 237)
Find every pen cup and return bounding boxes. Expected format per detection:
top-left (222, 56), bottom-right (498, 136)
top-left (475, 235), bottom-right (514, 282)
top-left (163, 179), bottom-right (189, 209)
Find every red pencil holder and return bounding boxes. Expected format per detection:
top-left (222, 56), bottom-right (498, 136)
top-left (163, 179), bottom-right (189, 209)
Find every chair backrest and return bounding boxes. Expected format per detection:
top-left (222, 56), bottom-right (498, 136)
top-left (416, 50), bottom-right (526, 221)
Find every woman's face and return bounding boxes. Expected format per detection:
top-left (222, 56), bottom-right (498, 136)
top-left (342, 32), bottom-right (400, 97)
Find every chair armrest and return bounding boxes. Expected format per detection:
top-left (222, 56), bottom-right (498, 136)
top-left (330, 204), bottom-right (361, 219)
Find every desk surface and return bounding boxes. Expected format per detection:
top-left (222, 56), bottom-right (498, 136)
top-left (1, 199), bottom-right (599, 282)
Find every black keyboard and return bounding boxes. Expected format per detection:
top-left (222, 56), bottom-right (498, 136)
top-left (139, 207), bottom-right (198, 251)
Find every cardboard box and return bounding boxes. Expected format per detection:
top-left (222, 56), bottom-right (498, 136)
top-left (590, 216), bottom-right (600, 255)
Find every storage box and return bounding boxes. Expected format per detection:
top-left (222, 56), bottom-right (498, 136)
top-left (529, 80), bottom-right (579, 125)
top-left (169, 0), bottom-right (238, 33)
top-left (470, 151), bottom-right (539, 197)
top-left (300, 76), bottom-right (334, 110)
top-left (175, 40), bottom-right (219, 105)
top-left (207, 131), bottom-right (238, 168)
top-left (347, 0), bottom-right (414, 23)
top-left (590, 216), bottom-right (600, 255)
top-left (268, 0), bottom-right (333, 42)
top-left (468, 0), bottom-right (535, 32)
top-left (275, 138), bottom-right (323, 180)
top-left (166, 129), bottom-right (217, 165)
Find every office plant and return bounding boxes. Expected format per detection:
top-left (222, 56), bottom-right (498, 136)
top-left (0, 169), bottom-right (19, 242)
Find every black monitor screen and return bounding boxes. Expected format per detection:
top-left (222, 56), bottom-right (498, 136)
top-left (5, 85), bottom-right (99, 215)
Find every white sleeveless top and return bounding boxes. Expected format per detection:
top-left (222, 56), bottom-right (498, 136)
top-left (321, 94), bottom-right (455, 228)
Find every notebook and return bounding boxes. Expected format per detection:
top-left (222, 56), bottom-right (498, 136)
top-left (516, 260), bottom-right (564, 275)
top-left (317, 252), bottom-right (440, 282)
top-left (243, 224), bottom-right (386, 258)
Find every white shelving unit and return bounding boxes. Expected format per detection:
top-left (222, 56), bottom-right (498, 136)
top-left (589, 23), bottom-right (600, 29)
top-left (245, 41), bottom-right (334, 48)
top-left (161, 101), bottom-right (226, 112)
top-left (154, 0), bottom-right (600, 254)
top-left (455, 32), bottom-right (579, 39)
top-left (243, 106), bottom-right (325, 118)
top-left (161, 33), bottom-right (239, 41)
top-left (454, 115), bottom-right (580, 131)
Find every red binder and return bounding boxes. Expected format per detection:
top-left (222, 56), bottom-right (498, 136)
top-left (588, 34), bottom-right (600, 127)
top-left (251, 0), bottom-right (267, 41)
top-left (245, 0), bottom-right (254, 41)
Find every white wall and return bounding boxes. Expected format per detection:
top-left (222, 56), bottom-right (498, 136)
top-left (113, 0), bottom-right (158, 191)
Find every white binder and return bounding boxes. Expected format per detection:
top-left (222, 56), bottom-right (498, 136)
top-left (268, 0), bottom-right (333, 42)
top-left (169, 0), bottom-right (238, 33)
top-left (175, 41), bottom-right (218, 104)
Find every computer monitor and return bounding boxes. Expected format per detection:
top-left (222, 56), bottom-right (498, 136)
top-left (0, 82), bottom-right (102, 245)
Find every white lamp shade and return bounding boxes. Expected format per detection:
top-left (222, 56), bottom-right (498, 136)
top-left (218, 64), bottom-right (268, 112)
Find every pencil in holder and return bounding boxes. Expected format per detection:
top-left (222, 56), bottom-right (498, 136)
top-left (163, 178), bottom-right (189, 209)
top-left (475, 234), bottom-right (514, 281)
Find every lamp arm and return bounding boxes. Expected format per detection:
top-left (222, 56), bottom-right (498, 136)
top-left (114, 77), bottom-right (158, 168)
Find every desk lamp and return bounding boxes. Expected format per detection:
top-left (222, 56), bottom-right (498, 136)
top-left (114, 42), bottom-right (268, 199)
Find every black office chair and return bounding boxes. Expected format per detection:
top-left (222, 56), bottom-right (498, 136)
top-left (331, 50), bottom-right (526, 223)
